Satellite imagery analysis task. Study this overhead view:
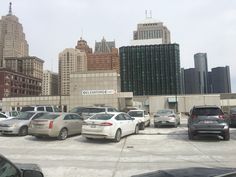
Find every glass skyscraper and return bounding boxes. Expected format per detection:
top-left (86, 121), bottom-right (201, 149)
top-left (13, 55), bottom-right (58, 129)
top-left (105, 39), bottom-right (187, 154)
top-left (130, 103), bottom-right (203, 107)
top-left (120, 44), bottom-right (180, 96)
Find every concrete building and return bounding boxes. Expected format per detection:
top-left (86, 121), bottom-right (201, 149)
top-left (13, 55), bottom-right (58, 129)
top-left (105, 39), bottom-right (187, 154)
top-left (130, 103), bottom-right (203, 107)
top-left (42, 70), bottom-right (58, 96)
top-left (210, 66), bottom-right (231, 93)
top-left (0, 3), bottom-right (29, 67)
top-left (1, 71), bottom-right (133, 112)
top-left (184, 68), bottom-right (200, 94)
top-left (58, 48), bottom-right (87, 96)
top-left (120, 44), bottom-right (181, 96)
top-left (194, 53), bottom-right (208, 94)
top-left (131, 16), bottom-right (171, 45)
top-left (0, 68), bottom-right (41, 100)
top-left (94, 37), bottom-right (115, 53)
top-left (4, 56), bottom-right (44, 80)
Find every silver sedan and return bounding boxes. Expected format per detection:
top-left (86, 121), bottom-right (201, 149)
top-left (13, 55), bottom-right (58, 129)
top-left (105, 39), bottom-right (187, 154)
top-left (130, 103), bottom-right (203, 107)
top-left (154, 109), bottom-right (180, 128)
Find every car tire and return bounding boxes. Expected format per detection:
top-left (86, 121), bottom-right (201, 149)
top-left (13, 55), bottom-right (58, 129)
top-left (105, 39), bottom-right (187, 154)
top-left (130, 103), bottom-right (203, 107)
top-left (86, 137), bottom-right (93, 140)
top-left (147, 121), bottom-right (150, 127)
top-left (140, 123), bottom-right (145, 130)
top-left (134, 124), bottom-right (139, 134)
top-left (19, 126), bottom-right (28, 136)
top-left (154, 124), bottom-right (159, 128)
top-left (114, 129), bottom-right (122, 142)
top-left (35, 136), bottom-right (43, 139)
top-left (58, 128), bottom-right (68, 140)
top-left (223, 131), bottom-right (230, 141)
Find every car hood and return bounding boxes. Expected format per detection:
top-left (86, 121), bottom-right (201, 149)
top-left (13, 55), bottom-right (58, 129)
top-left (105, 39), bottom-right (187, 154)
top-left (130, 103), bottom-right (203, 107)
top-left (132, 167), bottom-right (236, 177)
top-left (15, 163), bottom-right (42, 172)
top-left (0, 119), bottom-right (29, 126)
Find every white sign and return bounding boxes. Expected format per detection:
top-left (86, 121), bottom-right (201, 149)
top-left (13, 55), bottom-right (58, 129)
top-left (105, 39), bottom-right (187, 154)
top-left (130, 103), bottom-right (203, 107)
top-left (82, 90), bottom-right (116, 96)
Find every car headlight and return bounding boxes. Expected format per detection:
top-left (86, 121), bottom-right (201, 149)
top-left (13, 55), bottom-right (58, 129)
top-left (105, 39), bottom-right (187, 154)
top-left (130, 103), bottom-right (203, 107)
top-left (11, 123), bottom-right (18, 128)
top-left (224, 125), bottom-right (229, 129)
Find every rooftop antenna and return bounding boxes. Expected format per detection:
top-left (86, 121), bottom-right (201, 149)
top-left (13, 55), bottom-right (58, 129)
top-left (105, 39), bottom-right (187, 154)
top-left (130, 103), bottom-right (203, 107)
top-left (8, 2), bottom-right (12, 15)
top-left (145, 10), bottom-right (147, 18)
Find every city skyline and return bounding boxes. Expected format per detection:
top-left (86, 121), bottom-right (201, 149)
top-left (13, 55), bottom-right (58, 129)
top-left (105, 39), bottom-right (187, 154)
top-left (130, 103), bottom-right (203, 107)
top-left (0, 0), bottom-right (235, 92)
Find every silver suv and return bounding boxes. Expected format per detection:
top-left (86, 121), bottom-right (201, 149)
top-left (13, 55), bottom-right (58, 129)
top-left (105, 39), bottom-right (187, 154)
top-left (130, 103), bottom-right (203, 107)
top-left (69, 106), bottom-right (119, 119)
top-left (21, 105), bottom-right (60, 112)
top-left (188, 105), bottom-right (230, 141)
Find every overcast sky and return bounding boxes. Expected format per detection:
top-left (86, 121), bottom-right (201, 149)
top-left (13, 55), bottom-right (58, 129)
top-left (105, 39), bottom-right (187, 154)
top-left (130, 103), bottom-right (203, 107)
top-left (0, 0), bottom-right (235, 92)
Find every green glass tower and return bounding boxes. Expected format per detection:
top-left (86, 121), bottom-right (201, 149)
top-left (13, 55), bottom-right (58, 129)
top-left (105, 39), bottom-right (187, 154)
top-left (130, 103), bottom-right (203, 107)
top-left (120, 44), bottom-right (180, 96)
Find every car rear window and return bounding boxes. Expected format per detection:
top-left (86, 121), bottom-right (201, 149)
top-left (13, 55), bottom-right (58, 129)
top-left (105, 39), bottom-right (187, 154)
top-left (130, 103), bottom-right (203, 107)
top-left (39, 114), bottom-right (61, 120)
top-left (128, 111), bottom-right (143, 117)
top-left (157, 110), bottom-right (173, 115)
top-left (90, 114), bottom-right (114, 120)
top-left (21, 107), bottom-right (34, 112)
top-left (16, 112), bottom-right (35, 120)
top-left (192, 108), bottom-right (223, 116)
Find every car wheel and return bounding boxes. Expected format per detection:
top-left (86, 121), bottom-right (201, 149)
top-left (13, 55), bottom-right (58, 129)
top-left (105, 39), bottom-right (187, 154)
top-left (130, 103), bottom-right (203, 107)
top-left (147, 121), bottom-right (150, 127)
top-left (19, 126), bottom-right (28, 136)
top-left (134, 124), bottom-right (139, 134)
top-left (188, 130), bottom-right (194, 140)
top-left (58, 128), bottom-right (68, 140)
top-left (86, 137), bottom-right (93, 140)
top-left (223, 131), bottom-right (230, 141)
top-left (154, 123), bottom-right (159, 128)
top-left (35, 136), bottom-right (43, 139)
top-left (114, 129), bottom-right (122, 142)
top-left (140, 123), bottom-right (145, 130)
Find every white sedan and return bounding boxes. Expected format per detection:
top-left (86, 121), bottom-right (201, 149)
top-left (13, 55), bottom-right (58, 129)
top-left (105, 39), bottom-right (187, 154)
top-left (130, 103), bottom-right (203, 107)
top-left (82, 112), bottom-right (139, 142)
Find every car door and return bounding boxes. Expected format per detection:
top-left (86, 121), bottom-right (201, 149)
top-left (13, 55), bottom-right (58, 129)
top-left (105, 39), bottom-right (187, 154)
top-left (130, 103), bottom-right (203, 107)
top-left (71, 114), bottom-right (83, 134)
top-left (115, 114), bottom-right (129, 136)
top-left (63, 114), bottom-right (75, 135)
top-left (123, 113), bottom-right (136, 135)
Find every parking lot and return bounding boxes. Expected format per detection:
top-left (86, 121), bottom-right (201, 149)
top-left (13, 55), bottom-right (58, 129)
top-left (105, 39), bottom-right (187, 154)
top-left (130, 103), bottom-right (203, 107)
top-left (1, 117), bottom-right (236, 177)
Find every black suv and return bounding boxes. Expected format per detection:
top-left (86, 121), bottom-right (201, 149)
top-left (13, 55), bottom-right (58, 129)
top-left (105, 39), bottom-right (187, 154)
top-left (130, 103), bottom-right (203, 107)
top-left (188, 105), bottom-right (230, 140)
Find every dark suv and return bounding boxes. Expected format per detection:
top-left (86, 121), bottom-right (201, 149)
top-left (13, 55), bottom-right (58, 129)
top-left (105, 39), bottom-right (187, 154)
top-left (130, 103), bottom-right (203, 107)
top-left (188, 105), bottom-right (230, 141)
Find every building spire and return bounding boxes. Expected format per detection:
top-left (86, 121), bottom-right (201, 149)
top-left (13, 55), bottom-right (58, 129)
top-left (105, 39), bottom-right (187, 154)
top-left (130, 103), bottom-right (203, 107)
top-left (8, 2), bottom-right (12, 15)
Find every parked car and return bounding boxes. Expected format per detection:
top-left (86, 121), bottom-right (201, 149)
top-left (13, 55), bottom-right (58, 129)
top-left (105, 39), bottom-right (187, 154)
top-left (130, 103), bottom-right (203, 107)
top-left (153, 109), bottom-right (180, 128)
top-left (69, 106), bottom-right (119, 119)
top-left (82, 112), bottom-right (139, 142)
top-left (229, 107), bottom-right (236, 127)
top-left (127, 110), bottom-right (150, 130)
top-left (188, 105), bottom-right (230, 140)
top-left (21, 105), bottom-right (60, 112)
top-left (0, 153), bottom-right (44, 177)
top-left (0, 112), bottom-right (14, 122)
top-left (1, 111), bottom-right (20, 117)
top-left (28, 112), bottom-right (83, 140)
top-left (0, 112), bottom-right (46, 136)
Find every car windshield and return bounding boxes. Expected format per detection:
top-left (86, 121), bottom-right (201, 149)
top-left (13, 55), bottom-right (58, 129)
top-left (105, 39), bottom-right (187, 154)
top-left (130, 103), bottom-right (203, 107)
top-left (38, 114), bottom-right (61, 120)
top-left (157, 110), bottom-right (173, 115)
top-left (128, 111), bottom-right (143, 117)
top-left (15, 112), bottom-right (35, 120)
top-left (192, 108), bottom-right (223, 116)
top-left (89, 114), bottom-right (114, 120)
top-left (21, 107), bottom-right (34, 112)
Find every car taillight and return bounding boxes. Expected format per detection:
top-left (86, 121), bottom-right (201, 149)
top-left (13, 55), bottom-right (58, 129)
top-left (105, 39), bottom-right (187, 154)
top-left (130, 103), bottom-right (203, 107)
top-left (100, 122), bottom-right (113, 126)
top-left (191, 115), bottom-right (197, 119)
top-left (49, 121), bottom-right (54, 129)
top-left (219, 115), bottom-right (224, 119)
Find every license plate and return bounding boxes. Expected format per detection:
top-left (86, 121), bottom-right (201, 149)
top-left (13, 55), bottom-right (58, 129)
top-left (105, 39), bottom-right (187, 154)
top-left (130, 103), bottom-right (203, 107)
top-left (203, 120), bottom-right (215, 124)
top-left (91, 124), bottom-right (96, 128)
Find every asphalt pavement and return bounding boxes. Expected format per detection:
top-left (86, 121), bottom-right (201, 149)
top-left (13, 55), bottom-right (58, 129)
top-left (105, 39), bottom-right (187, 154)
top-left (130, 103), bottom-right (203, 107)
top-left (0, 118), bottom-right (236, 177)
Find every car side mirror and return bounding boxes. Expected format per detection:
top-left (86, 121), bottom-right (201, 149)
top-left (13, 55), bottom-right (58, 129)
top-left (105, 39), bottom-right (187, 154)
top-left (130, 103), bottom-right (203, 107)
top-left (130, 117), bottom-right (135, 121)
top-left (23, 170), bottom-right (44, 177)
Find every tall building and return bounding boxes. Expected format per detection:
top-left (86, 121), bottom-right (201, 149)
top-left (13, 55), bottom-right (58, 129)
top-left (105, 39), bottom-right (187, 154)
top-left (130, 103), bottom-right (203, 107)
top-left (4, 56), bottom-right (44, 79)
top-left (75, 37), bottom-right (120, 74)
top-left (59, 48), bottom-right (87, 95)
top-left (0, 68), bottom-right (41, 100)
top-left (120, 44), bottom-right (180, 96)
top-left (75, 37), bottom-right (92, 54)
top-left (131, 16), bottom-right (171, 46)
top-left (95, 37), bottom-right (115, 53)
top-left (184, 68), bottom-right (200, 94)
top-left (180, 68), bottom-right (185, 94)
top-left (0, 3), bottom-right (29, 67)
top-left (194, 53), bottom-right (208, 94)
top-left (42, 70), bottom-right (59, 96)
top-left (209, 66), bottom-right (231, 93)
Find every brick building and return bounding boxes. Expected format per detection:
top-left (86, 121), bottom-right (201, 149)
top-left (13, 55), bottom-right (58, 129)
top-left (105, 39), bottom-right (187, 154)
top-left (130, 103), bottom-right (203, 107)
top-left (75, 37), bottom-right (120, 73)
top-left (0, 68), bottom-right (42, 100)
